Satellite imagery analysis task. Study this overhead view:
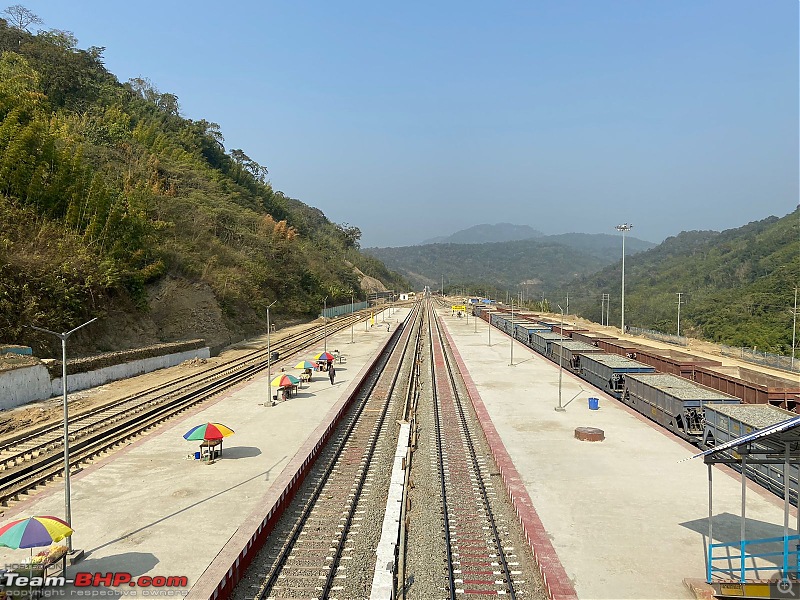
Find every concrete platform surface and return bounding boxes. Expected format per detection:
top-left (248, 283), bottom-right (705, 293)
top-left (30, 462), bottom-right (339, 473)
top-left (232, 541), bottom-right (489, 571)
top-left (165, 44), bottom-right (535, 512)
top-left (439, 308), bottom-right (794, 600)
top-left (0, 307), bottom-right (406, 597)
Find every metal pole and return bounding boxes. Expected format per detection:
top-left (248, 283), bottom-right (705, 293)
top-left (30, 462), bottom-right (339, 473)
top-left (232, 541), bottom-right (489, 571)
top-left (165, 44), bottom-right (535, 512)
top-left (792, 287), bottom-right (797, 371)
top-left (741, 452), bottom-right (747, 582)
top-left (784, 443), bottom-right (790, 578)
top-left (29, 317), bottom-right (97, 553)
top-left (323, 297), bottom-right (328, 353)
top-left (616, 223), bottom-right (633, 332)
top-left (601, 294), bottom-right (605, 326)
top-left (351, 294), bottom-right (354, 344)
top-left (266, 300), bottom-right (277, 387)
top-left (708, 463), bottom-right (713, 583)
top-left (677, 292), bottom-right (683, 337)
top-left (555, 305), bottom-right (565, 411)
top-left (510, 298), bottom-right (514, 366)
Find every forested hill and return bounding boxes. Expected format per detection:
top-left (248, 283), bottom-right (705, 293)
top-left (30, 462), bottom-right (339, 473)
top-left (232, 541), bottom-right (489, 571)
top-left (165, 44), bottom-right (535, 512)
top-left (0, 15), bottom-right (407, 357)
top-left (366, 233), bottom-right (655, 292)
top-left (562, 209), bottom-right (800, 353)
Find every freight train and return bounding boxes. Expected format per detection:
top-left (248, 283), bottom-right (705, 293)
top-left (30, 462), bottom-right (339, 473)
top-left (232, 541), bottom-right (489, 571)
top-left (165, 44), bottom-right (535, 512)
top-left (473, 305), bottom-right (800, 441)
top-left (472, 304), bottom-right (800, 501)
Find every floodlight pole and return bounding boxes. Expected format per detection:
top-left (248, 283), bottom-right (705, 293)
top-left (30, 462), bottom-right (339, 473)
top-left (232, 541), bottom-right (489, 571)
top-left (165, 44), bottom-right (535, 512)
top-left (29, 317), bottom-right (98, 552)
top-left (266, 300), bottom-right (277, 386)
top-left (510, 298), bottom-right (515, 366)
top-left (615, 223), bottom-right (633, 333)
top-left (555, 305), bottom-right (566, 412)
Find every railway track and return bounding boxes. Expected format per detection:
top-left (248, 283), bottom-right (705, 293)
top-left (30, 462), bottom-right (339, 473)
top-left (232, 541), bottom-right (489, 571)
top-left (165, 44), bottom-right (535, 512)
top-left (428, 300), bottom-right (527, 598)
top-left (236, 302), bottom-right (422, 599)
top-left (0, 310), bottom-right (370, 507)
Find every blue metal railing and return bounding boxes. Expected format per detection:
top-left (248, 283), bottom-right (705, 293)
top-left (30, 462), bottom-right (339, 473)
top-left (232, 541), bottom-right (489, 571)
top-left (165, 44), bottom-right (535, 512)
top-left (707, 534), bottom-right (800, 583)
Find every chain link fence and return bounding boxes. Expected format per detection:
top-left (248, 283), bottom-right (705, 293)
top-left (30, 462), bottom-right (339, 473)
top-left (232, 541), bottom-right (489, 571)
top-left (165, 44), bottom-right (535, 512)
top-left (719, 344), bottom-right (799, 374)
top-left (627, 326), bottom-right (688, 347)
top-left (627, 326), bottom-right (799, 374)
top-left (322, 300), bottom-right (370, 319)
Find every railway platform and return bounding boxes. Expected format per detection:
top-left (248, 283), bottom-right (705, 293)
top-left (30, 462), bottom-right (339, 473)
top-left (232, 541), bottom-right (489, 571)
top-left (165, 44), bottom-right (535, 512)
top-left (0, 307), bottom-right (406, 597)
top-left (437, 306), bottom-right (795, 600)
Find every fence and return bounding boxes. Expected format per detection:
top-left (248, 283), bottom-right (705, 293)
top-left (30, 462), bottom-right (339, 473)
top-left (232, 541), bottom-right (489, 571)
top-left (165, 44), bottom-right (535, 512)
top-left (627, 326), bottom-right (688, 347)
top-left (719, 344), bottom-right (799, 374)
top-left (321, 301), bottom-right (370, 320)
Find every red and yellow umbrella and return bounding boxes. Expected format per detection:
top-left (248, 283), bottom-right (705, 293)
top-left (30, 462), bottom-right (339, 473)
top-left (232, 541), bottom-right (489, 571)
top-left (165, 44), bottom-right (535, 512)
top-left (183, 423), bottom-right (235, 441)
top-left (314, 352), bottom-right (335, 362)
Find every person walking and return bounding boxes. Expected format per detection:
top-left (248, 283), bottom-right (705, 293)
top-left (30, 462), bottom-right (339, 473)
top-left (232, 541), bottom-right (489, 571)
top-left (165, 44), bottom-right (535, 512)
top-left (328, 364), bottom-right (336, 385)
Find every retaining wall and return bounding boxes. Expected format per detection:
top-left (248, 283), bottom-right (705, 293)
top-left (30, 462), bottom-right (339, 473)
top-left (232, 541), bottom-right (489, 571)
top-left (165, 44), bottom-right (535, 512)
top-left (0, 347), bottom-right (210, 410)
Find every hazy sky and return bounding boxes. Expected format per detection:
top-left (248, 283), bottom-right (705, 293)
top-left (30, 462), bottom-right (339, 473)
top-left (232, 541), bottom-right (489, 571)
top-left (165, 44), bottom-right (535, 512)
top-left (18, 1), bottom-right (799, 247)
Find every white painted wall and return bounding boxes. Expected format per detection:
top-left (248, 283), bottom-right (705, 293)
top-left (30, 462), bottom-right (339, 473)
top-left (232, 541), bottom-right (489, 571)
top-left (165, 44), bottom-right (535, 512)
top-left (0, 347), bottom-right (210, 410)
top-left (0, 364), bottom-right (53, 410)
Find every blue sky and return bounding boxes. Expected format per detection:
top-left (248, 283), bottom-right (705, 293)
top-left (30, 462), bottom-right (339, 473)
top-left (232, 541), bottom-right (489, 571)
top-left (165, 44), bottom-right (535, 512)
top-left (17, 1), bottom-right (799, 247)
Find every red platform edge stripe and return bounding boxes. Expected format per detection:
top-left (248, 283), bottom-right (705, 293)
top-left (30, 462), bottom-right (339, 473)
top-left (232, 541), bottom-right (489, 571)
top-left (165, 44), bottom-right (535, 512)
top-left (440, 317), bottom-right (579, 600)
top-left (186, 332), bottom-right (398, 600)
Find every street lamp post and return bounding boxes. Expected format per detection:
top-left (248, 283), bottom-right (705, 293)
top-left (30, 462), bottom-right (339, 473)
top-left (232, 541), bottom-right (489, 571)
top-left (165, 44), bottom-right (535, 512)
top-left (555, 305), bottom-right (566, 412)
top-left (29, 317), bottom-right (98, 553)
top-left (266, 300), bottom-right (277, 386)
top-left (615, 223), bottom-right (633, 333)
top-left (510, 298), bottom-right (515, 366)
top-left (323, 297), bottom-right (328, 353)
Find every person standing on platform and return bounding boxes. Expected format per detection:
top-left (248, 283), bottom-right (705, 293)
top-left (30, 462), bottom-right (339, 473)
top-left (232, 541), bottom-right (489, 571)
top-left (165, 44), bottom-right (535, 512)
top-left (328, 364), bottom-right (336, 385)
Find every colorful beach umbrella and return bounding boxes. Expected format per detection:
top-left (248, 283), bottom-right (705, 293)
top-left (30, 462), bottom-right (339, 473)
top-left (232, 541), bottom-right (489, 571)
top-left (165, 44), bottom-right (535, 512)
top-left (271, 374), bottom-right (300, 387)
top-left (0, 516), bottom-right (73, 549)
top-left (314, 352), bottom-right (335, 362)
top-left (294, 361), bottom-right (315, 370)
top-left (183, 423), bottom-right (235, 441)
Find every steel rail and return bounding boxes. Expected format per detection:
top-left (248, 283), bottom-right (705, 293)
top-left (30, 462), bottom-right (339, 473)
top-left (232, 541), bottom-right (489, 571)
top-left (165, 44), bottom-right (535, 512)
top-left (432, 305), bottom-right (518, 599)
top-left (0, 312), bottom-right (366, 505)
top-left (252, 302), bottom-right (421, 599)
top-left (428, 300), bottom-right (458, 600)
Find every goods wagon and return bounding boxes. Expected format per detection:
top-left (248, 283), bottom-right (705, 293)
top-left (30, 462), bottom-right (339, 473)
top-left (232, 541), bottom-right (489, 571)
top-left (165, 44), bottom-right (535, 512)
top-left (571, 332), bottom-right (617, 346)
top-left (633, 348), bottom-right (722, 379)
top-left (514, 321), bottom-right (552, 345)
top-left (550, 340), bottom-right (605, 371)
top-left (576, 353), bottom-right (656, 397)
top-left (692, 365), bottom-right (800, 411)
top-left (623, 373), bottom-right (739, 440)
top-left (530, 331), bottom-right (567, 357)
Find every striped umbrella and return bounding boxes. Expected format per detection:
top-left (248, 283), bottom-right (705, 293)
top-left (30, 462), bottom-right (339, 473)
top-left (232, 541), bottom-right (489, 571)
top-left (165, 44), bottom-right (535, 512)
top-left (314, 352), bottom-right (335, 362)
top-left (271, 374), bottom-right (300, 387)
top-left (183, 423), bottom-right (235, 441)
top-left (0, 516), bottom-right (73, 549)
top-left (294, 360), bottom-right (316, 370)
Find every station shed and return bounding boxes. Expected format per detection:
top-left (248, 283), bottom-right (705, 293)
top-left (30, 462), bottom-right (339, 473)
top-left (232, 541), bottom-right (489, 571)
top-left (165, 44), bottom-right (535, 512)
top-left (691, 413), bottom-right (800, 598)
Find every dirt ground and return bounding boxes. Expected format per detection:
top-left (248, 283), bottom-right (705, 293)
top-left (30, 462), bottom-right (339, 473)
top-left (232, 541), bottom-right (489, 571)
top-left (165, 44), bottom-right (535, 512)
top-left (0, 319), bottom-right (319, 442)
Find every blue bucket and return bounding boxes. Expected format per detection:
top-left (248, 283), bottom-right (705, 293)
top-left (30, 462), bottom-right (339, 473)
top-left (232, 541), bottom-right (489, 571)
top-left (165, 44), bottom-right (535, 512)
top-left (194, 451), bottom-right (201, 460)
top-left (588, 398), bottom-right (599, 410)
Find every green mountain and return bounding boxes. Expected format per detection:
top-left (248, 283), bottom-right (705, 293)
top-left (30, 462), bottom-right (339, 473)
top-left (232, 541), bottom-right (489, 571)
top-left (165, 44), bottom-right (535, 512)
top-left (366, 234), bottom-right (655, 294)
top-left (0, 17), bottom-right (407, 357)
top-left (563, 209), bottom-right (800, 354)
top-left (420, 223), bottom-right (544, 245)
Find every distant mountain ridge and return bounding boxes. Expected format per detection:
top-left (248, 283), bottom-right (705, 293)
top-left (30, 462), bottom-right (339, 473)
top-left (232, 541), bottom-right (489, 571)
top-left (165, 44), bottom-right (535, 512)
top-left (421, 223), bottom-right (544, 245)
top-left (365, 233), bottom-right (655, 292)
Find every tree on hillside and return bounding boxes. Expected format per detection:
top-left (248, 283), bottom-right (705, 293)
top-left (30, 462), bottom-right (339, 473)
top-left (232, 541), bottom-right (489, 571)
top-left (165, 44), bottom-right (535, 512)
top-left (3, 4), bottom-right (41, 32)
